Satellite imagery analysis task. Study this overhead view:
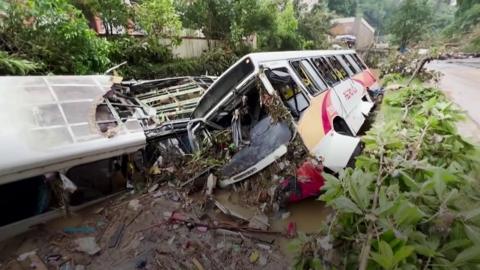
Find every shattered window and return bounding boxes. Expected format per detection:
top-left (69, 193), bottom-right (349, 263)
top-left (95, 104), bottom-right (118, 133)
top-left (345, 54), bottom-right (362, 73)
top-left (353, 54), bottom-right (367, 70)
top-left (267, 68), bottom-right (309, 118)
top-left (326, 56), bottom-right (349, 80)
top-left (338, 55), bottom-right (356, 76)
top-left (311, 57), bottom-right (341, 85)
top-left (290, 60), bottom-right (328, 95)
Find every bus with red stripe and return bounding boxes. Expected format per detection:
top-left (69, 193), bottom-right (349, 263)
top-left (190, 50), bottom-right (378, 188)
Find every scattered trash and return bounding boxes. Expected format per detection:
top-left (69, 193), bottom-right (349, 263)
top-left (248, 214), bottom-right (270, 231)
top-left (148, 183), bottom-right (159, 193)
top-left (17, 250), bottom-right (37, 261)
top-left (206, 174), bottom-right (217, 195)
top-left (59, 260), bottom-right (74, 270)
top-left (108, 223), bottom-right (126, 248)
top-left (281, 212), bottom-right (291, 220)
top-left (192, 257), bottom-right (204, 270)
top-left (259, 254), bottom-right (268, 266)
top-left (153, 190), bottom-right (167, 198)
top-left (128, 199), bottom-right (142, 211)
top-left (287, 222), bottom-right (297, 238)
top-left (214, 200), bottom-right (250, 222)
top-left (74, 237), bottom-right (101, 255)
top-left (63, 226), bottom-right (96, 234)
top-left (249, 250), bottom-right (260, 263)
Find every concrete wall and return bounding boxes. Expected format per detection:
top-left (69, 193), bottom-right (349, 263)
top-left (170, 38), bottom-right (223, 59)
top-left (330, 17), bottom-right (375, 50)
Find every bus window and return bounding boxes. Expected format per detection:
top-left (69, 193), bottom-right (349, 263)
top-left (311, 57), bottom-right (340, 85)
top-left (325, 56), bottom-right (348, 80)
top-left (266, 68), bottom-right (309, 119)
top-left (353, 54), bottom-right (367, 70)
top-left (345, 54), bottom-right (362, 73)
top-left (338, 55), bottom-right (356, 76)
top-left (290, 60), bottom-right (328, 95)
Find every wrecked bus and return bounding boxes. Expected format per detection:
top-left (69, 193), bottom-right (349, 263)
top-left (0, 75), bottom-right (215, 240)
top-left (188, 50), bottom-right (380, 187)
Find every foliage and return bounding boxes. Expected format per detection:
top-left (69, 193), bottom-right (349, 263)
top-left (134, 0), bottom-right (182, 45)
top-left (387, 0), bottom-right (433, 49)
top-left (0, 0), bottom-right (111, 74)
top-left (116, 48), bottom-right (238, 80)
top-left (327, 0), bottom-right (357, 17)
top-left (229, 0), bottom-right (276, 50)
top-left (258, 0), bottom-right (304, 50)
top-left (296, 2), bottom-right (333, 49)
top-left (294, 78), bottom-right (480, 269)
top-left (108, 37), bottom-right (173, 67)
top-left (0, 51), bottom-right (40, 75)
top-left (463, 26), bottom-right (480, 53)
top-left (379, 51), bottom-right (441, 82)
top-left (71, 0), bottom-right (130, 36)
top-left (176, 0), bottom-right (232, 40)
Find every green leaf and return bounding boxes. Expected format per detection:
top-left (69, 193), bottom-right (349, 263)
top-left (464, 224), bottom-right (480, 245)
top-left (461, 206), bottom-right (480, 221)
top-left (394, 200), bottom-right (424, 226)
top-left (371, 241), bottom-right (395, 269)
top-left (399, 170), bottom-right (419, 191)
top-left (393, 245), bottom-right (414, 265)
top-left (440, 239), bottom-right (472, 253)
top-left (331, 196), bottom-right (362, 214)
top-left (453, 245), bottom-right (480, 265)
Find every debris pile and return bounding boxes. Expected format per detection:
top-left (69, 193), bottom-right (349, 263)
top-left (0, 186), bottom-right (291, 269)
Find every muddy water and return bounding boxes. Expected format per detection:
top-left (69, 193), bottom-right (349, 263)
top-left (214, 190), bottom-right (332, 262)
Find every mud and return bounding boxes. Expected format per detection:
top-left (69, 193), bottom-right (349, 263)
top-left (0, 184), bottom-right (330, 270)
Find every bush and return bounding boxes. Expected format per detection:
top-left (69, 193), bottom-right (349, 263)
top-left (292, 79), bottom-right (480, 269)
top-left (0, 0), bottom-right (111, 74)
top-left (116, 48), bottom-right (239, 80)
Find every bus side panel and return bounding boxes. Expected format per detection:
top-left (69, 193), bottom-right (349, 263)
top-left (297, 90), bottom-right (334, 151)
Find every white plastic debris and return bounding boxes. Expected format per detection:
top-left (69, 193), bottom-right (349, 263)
top-left (17, 250), bottom-right (37, 261)
top-left (206, 174), bottom-right (217, 195)
top-left (128, 199), bottom-right (142, 211)
top-left (60, 174), bottom-right (77, 193)
top-left (74, 237), bottom-right (101, 255)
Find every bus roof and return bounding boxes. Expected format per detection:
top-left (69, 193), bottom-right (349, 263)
top-left (0, 75), bottom-right (146, 184)
top-left (192, 50), bottom-right (356, 118)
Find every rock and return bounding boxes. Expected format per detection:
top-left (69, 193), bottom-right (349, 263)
top-left (128, 199), bottom-right (142, 211)
top-left (249, 250), bottom-right (260, 263)
top-left (74, 237), bottom-right (101, 255)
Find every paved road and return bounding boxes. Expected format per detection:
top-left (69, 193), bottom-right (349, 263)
top-left (426, 58), bottom-right (480, 142)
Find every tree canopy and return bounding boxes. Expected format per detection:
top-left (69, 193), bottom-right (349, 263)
top-left (387, 0), bottom-right (433, 49)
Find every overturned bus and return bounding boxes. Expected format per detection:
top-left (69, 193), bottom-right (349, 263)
top-left (187, 50), bottom-right (382, 187)
top-left (0, 75), bottom-right (214, 240)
